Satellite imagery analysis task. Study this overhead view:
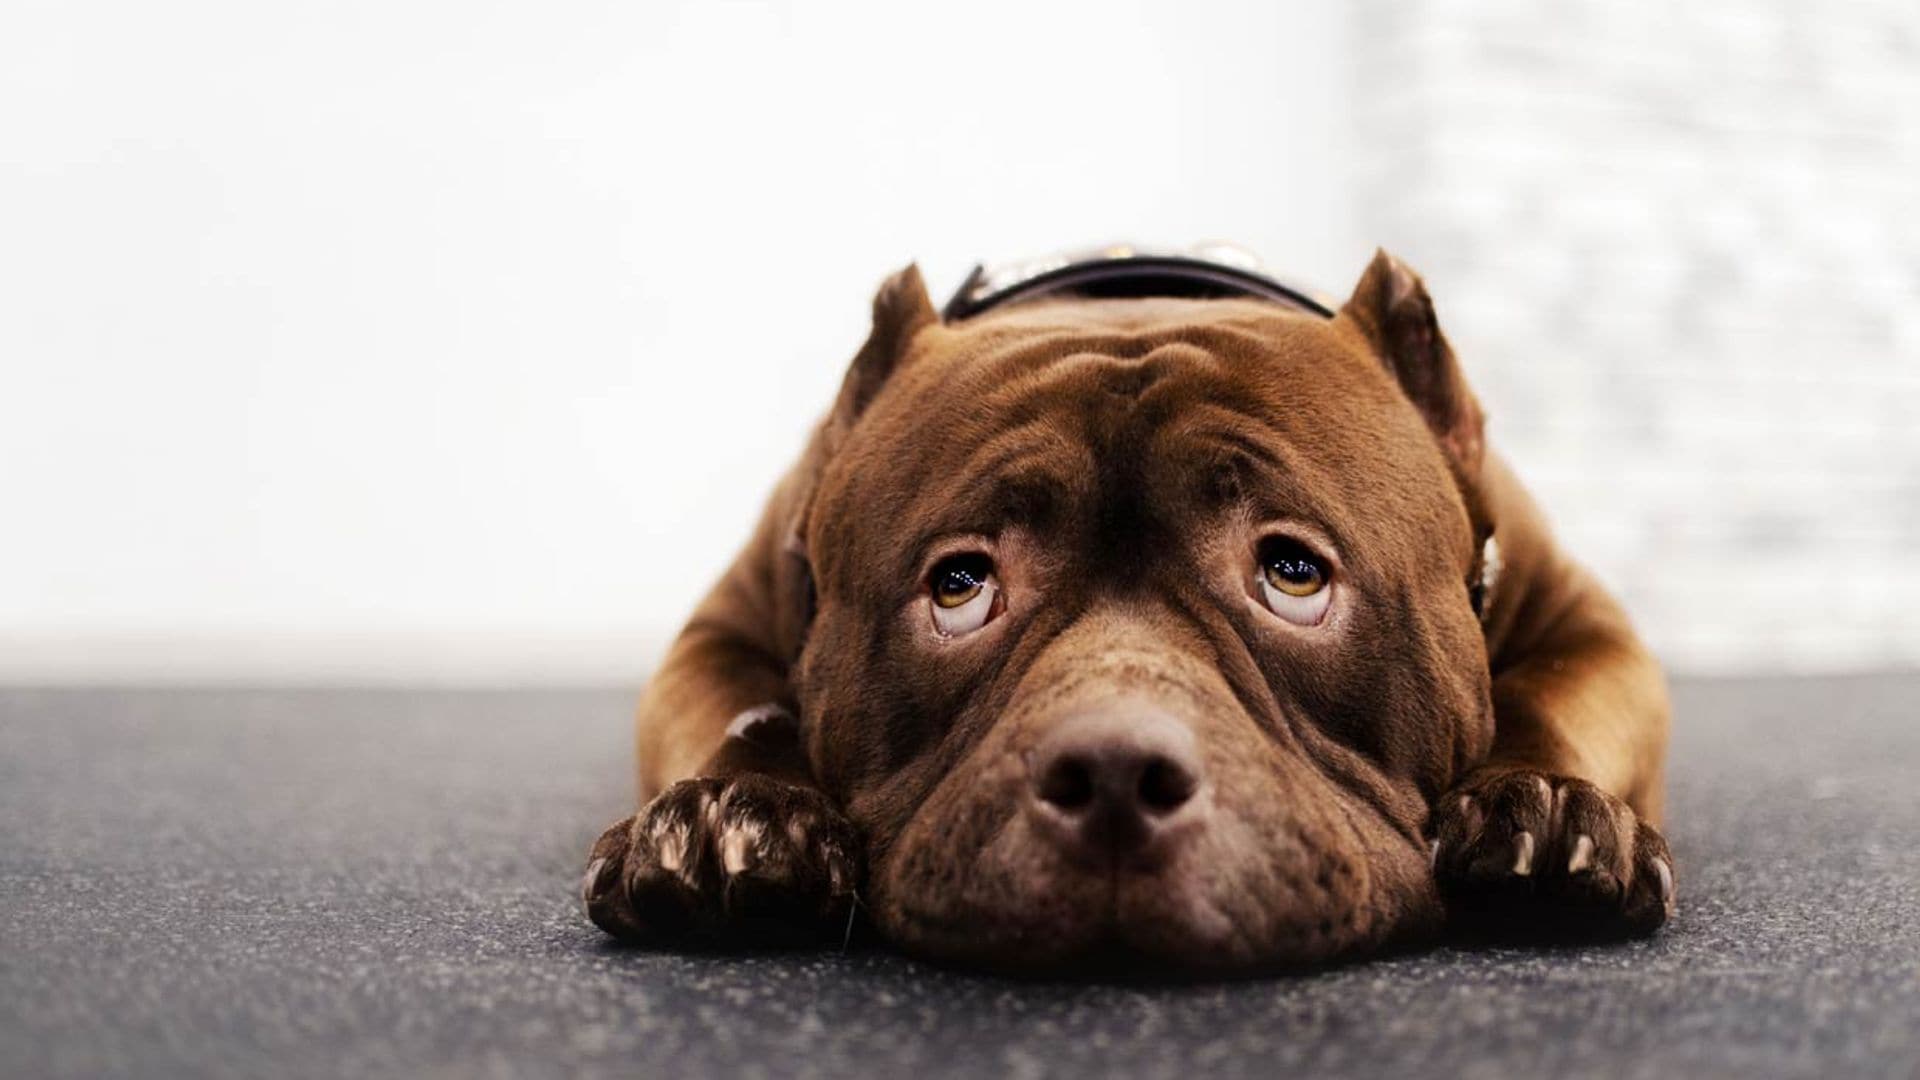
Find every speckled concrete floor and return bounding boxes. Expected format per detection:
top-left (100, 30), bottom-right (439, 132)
top-left (2, 677), bottom-right (1916, 1079)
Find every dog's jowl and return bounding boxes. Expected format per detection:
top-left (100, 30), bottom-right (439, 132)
top-left (583, 250), bottom-right (1674, 973)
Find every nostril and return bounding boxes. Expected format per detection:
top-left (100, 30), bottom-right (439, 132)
top-left (1037, 755), bottom-right (1096, 812)
top-left (1138, 756), bottom-right (1198, 812)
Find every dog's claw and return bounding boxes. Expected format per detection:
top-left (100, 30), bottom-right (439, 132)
top-left (654, 822), bottom-right (688, 873)
top-left (719, 823), bottom-right (758, 875)
top-left (582, 857), bottom-right (609, 905)
top-left (1511, 831), bottom-right (1535, 876)
top-left (1567, 833), bottom-right (1594, 874)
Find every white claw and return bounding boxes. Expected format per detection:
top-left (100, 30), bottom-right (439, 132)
top-left (786, 816), bottom-right (813, 850)
top-left (721, 829), bottom-right (754, 875)
top-left (1512, 831), bottom-right (1536, 877)
top-left (1654, 857), bottom-right (1675, 907)
top-left (1429, 838), bottom-right (1441, 869)
top-left (581, 858), bottom-right (606, 904)
top-left (720, 819), bottom-right (765, 876)
top-left (1457, 794), bottom-right (1482, 834)
top-left (1568, 834), bottom-right (1595, 874)
top-left (654, 823), bottom-right (688, 873)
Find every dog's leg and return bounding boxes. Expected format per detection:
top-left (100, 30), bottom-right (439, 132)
top-left (582, 266), bottom-right (937, 945)
top-left (1430, 454), bottom-right (1676, 937)
top-left (584, 450), bottom-right (878, 946)
top-left (581, 461), bottom-right (863, 946)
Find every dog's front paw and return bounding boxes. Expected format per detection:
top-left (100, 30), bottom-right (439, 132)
top-left (581, 774), bottom-right (861, 946)
top-left (1430, 769), bottom-right (1674, 939)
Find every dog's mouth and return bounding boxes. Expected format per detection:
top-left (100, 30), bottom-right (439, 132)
top-left (877, 859), bottom-right (1244, 974)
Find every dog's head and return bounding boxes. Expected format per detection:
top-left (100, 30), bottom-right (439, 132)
top-left (790, 252), bottom-right (1494, 972)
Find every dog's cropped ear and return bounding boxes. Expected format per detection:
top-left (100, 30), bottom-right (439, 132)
top-left (772, 265), bottom-right (938, 654)
top-left (826, 264), bottom-right (938, 439)
top-left (1338, 250), bottom-right (1485, 476)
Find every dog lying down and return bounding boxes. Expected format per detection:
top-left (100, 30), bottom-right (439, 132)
top-left (583, 247), bottom-right (1674, 974)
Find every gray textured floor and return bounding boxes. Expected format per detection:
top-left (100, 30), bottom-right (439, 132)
top-left (2, 677), bottom-right (1917, 1079)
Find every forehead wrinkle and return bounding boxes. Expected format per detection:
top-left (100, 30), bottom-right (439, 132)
top-left (1144, 399), bottom-right (1364, 552)
top-left (987, 330), bottom-right (1155, 371)
top-left (897, 419), bottom-right (1090, 555)
top-left (960, 415), bottom-right (1084, 480)
top-left (1161, 400), bottom-right (1290, 470)
top-left (953, 295), bottom-right (1318, 353)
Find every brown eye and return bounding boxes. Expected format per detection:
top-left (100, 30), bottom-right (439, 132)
top-left (931, 554), bottom-right (990, 608)
top-left (1260, 537), bottom-right (1327, 596)
top-left (1256, 536), bottom-right (1333, 625)
top-left (927, 553), bottom-right (1000, 636)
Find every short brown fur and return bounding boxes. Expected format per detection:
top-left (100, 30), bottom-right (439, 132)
top-left (584, 253), bottom-right (1674, 971)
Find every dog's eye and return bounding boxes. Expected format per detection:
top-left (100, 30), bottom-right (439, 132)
top-left (1257, 536), bottom-right (1332, 626)
top-left (928, 553), bottom-right (1001, 637)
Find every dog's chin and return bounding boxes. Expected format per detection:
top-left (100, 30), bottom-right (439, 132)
top-left (869, 807), bottom-right (1436, 978)
top-left (882, 897), bottom-right (1292, 979)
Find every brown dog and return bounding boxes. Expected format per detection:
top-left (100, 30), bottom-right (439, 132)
top-left (582, 251), bottom-right (1674, 973)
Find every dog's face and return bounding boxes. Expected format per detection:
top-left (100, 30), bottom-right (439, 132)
top-left (794, 258), bottom-right (1495, 972)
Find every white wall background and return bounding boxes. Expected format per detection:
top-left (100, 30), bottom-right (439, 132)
top-left (0, 0), bottom-right (1359, 682)
top-left (4, 1), bottom-right (1912, 683)
top-left (1353, 0), bottom-right (1920, 673)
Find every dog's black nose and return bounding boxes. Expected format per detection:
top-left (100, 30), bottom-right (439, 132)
top-left (1028, 707), bottom-right (1206, 861)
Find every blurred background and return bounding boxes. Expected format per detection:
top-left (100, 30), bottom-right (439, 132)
top-left (2, 0), bottom-right (1914, 684)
